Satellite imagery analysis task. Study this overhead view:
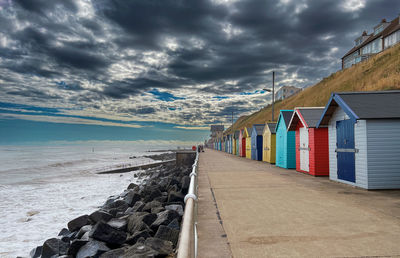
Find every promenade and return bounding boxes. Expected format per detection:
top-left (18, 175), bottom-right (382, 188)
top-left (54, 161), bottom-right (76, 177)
top-left (197, 149), bottom-right (400, 258)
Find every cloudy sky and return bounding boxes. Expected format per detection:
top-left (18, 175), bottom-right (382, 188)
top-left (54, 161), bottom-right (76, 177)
top-left (0, 0), bottom-right (399, 144)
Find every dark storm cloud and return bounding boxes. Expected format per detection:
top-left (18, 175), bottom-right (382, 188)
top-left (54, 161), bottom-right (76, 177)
top-left (1, 0), bottom-right (400, 125)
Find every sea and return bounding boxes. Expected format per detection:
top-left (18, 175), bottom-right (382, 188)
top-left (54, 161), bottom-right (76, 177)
top-left (0, 142), bottom-right (185, 257)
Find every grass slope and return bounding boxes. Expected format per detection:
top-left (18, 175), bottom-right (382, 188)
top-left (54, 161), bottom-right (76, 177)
top-left (225, 43), bottom-right (400, 134)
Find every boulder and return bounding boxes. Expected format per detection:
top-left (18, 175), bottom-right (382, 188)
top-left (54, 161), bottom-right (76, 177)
top-left (154, 225), bottom-right (180, 247)
top-left (167, 191), bottom-right (184, 203)
top-left (67, 215), bottom-right (90, 232)
top-left (99, 247), bottom-right (127, 258)
top-left (180, 176), bottom-right (190, 192)
top-left (143, 188), bottom-right (163, 202)
top-left (127, 182), bottom-right (138, 190)
top-left (122, 190), bottom-right (141, 207)
top-left (142, 201), bottom-right (161, 213)
top-left (76, 225), bottom-right (92, 239)
top-left (58, 228), bottom-right (70, 237)
top-left (80, 231), bottom-right (90, 241)
top-left (107, 217), bottom-right (127, 231)
top-left (89, 210), bottom-right (113, 224)
top-left (107, 200), bottom-right (129, 212)
top-left (125, 230), bottom-right (151, 245)
top-left (76, 240), bottom-right (110, 258)
top-left (127, 214), bottom-right (154, 234)
top-left (165, 204), bottom-right (184, 216)
top-left (150, 210), bottom-right (180, 232)
top-left (131, 201), bottom-right (145, 212)
top-left (41, 238), bottom-right (69, 258)
top-left (89, 222), bottom-right (127, 246)
top-left (144, 237), bottom-right (173, 256)
top-left (123, 242), bottom-right (159, 257)
top-left (67, 239), bottom-right (88, 256)
top-left (29, 246), bottom-right (42, 258)
top-left (167, 218), bottom-right (180, 230)
top-left (151, 207), bottom-right (165, 214)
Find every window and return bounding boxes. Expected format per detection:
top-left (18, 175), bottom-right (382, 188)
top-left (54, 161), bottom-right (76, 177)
top-left (384, 30), bottom-right (400, 49)
top-left (374, 25), bottom-right (384, 35)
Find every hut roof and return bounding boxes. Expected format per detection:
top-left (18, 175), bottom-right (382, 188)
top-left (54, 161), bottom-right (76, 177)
top-left (287, 107), bottom-right (324, 130)
top-left (317, 91), bottom-right (400, 126)
top-left (252, 124), bottom-right (265, 136)
top-left (234, 130), bottom-right (240, 138)
top-left (265, 122), bottom-right (277, 134)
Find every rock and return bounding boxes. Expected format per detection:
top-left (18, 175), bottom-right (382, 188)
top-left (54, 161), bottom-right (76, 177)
top-left (181, 176), bottom-right (190, 192)
top-left (144, 237), bottom-right (173, 256)
top-left (67, 239), bottom-right (88, 256)
top-left (30, 246), bottom-right (42, 258)
top-left (154, 225), bottom-right (180, 247)
top-left (131, 201), bottom-right (145, 212)
top-left (107, 200), bottom-right (129, 212)
top-left (127, 182), bottom-right (138, 189)
top-left (127, 214), bottom-right (153, 234)
top-left (141, 213), bottom-right (157, 226)
top-left (167, 191), bottom-right (184, 203)
top-left (68, 215), bottom-right (89, 232)
top-left (89, 222), bottom-right (127, 246)
top-left (89, 210), bottom-right (113, 224)
top-left (143, 188), bottom-right (163, 202)
top-left (58, 228), bottom-right (70, 237)
top-left (167, 218), bottom-right (180, 230)
top-left (123, 190), bottom-right (141, 207)
top-left (150, 210), bottom-right (180, 232)
top-left (125, 230), bottom-right (151, 245)
top-left (99, 247), bottom-right (127, 258)
top-left (76, 240), bottom-right (110, 258)
top-left (165, 204), bottom-right (184, 216)
top-left (77, 225), bottom-right (92, 239)
top-left (41, 238), bottom-right (69, 258)
top-left (168, 178), bottom-right (180, 189)
top-left (80, 231), bottom-right (90, 241)
top-left (142, 200), bottom-right (161, 213)
top-left (123, 242), bottom-right (159, 257)
top-left (107, 217), bottom-right (127, 231)
top-left (151, 206), bottom-right (165, 214)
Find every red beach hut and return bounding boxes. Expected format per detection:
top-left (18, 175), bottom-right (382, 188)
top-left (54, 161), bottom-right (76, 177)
top-left (240, 129), bottom-right (246, 157)
top-left (287, 107), bottom-right (329, 176)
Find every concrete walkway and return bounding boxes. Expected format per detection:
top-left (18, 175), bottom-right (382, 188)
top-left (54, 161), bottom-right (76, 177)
top-left (197, 149), bottom-right (400, 258)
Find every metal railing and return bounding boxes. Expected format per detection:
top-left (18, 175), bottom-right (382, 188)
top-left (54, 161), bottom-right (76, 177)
top-left (177, 151), bottom-right (199, 258)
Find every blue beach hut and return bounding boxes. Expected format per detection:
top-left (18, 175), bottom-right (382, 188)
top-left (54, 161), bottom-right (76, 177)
top-left (251, 124), bottom-right (265, 161)
top-left (276, 110), bottom-right (296, 169)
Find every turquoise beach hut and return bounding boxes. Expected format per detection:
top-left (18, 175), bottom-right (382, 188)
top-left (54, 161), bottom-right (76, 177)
top-left (251, 124), bottom-right (265, 161)
top-left (234, 130), bottom-right (240, 155)
top-left (276, 110), bottom-right (296, 169)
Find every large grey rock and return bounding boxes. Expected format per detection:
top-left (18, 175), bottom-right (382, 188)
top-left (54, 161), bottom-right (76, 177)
top-left (123, 190), bottom-right (141, 207)
top-left (89, 222), bottom-right (127, 245)
top-left (67, 239), bottom-right (88, 256)
top-left (77, 225), bottom-right (92, 239)
top-left (180, 176), bottom-right (190, 192)
top-left (167, 191), bottom-right (184, 203)
top-left (58, 228), bottom-right (70, 237)
top-left (167, 218), bottom-right (180, 230)
top-left (125, 230), bottom-right (151, 245)
top-left (107, 217), bottom-right (127, 231)
top-left (89, 210), bottom-right (113, 224)
top-left (99, 247), bottom-right (127, 258)
top-left (165, 204), bottom-right (184, 216)
top-left (150, 210), bottom-right (180, 232)
top-left (142, 200), bottom-right (161, 213)
top-left (127, 214), bottom-right (153, 234)
top-left (154, 225), bottom-right (180, 247)
top-left (76, 240), bottom-right (110, 258)
top-left (131, 201), bottom-right (145, 212)
top-left (29, 246), bottom-right (42, 258)
top-left (127, 182), bottom-right (138, 190)
top-left (106, 200), bottom-right (129, 212)
top-left (41, 238), bottom-right (69, 258)
top-left (144, 237), bottom-right (173, 256)
top-left (68, 215), bottom-right (89, 232)
top-left (123, 242), bottom-right (159, 257)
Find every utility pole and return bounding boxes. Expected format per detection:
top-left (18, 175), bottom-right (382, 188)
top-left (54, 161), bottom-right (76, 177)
top-left (272, 71), bottom-right (275, 122)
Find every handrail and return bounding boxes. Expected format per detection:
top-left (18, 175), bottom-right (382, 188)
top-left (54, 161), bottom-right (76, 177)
top-left (177, 151), bottom-right (199, 258)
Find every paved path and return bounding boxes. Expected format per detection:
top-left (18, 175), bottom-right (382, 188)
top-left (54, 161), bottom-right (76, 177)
top-left (197, 149), bottom-right (400, 258)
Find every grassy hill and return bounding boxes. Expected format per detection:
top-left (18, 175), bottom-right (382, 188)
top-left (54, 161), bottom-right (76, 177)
top-left (225, 43), bottom-right (400, 134)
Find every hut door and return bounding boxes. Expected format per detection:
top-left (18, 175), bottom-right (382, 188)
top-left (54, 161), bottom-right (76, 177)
top-left (299, 127), bottom-right (309, 172)
top-left (336, 120), bottom-right (356, 183)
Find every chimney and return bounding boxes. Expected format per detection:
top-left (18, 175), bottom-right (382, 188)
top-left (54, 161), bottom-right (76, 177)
top-left (381, 18), bottom-right (387, 23)
top-left (362, 30), bottom-right (367, 36)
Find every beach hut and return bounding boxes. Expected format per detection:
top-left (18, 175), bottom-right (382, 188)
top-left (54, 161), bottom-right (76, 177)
top-left (244, 127), bottom-right (252, 159)
top-left (239, 129), bottom-right (245, 157)
top-left (262, 122), bottom-right (276, 163)
top-left (276, 110), bottom-right (296, 169)
top-left (251, 124), bottom-right (264, 161)
top-left (229, 134), bottom-right (233, 154)
top-left (234, 130), bottom-right (240, 155)
top-left (287, 107), bottom-right (329, 176)
top-left (317, 91), bottom-right (400, 189)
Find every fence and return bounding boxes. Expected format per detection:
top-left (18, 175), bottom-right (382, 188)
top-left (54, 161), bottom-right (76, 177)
top-left (177, 151), bottom-right (199, 258)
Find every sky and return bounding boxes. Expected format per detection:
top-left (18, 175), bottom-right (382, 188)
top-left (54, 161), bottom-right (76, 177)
top-left (0, 0), bottom-right (399, 144)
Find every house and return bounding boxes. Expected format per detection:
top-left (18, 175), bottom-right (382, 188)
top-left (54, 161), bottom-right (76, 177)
top-left (342, 15), bottom-right (400, 69)
top-left (262, 122), bottom-right (276, 164)
top-left (276, 110), bottom-right (296, 169)
top-left (251, 124), bottom-right (265, 161)
top-left (243, 127), bottom-right (252, 159)
top-left (239, 129), bottom-right (245, 157)
top-left (317, 91), bottom-right (400, 189)
top-left (233, 130), bottom-right (240, 155)
top-left (275, 86), bottom-right (301, 101)
top-left (287, 107), bottom-right (329, 176)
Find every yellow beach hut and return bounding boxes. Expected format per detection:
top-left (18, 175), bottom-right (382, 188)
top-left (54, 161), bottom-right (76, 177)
top-left (263, 122), bottom-right (276, 163)
top-left (244, 127), bottom-right (252, 159)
